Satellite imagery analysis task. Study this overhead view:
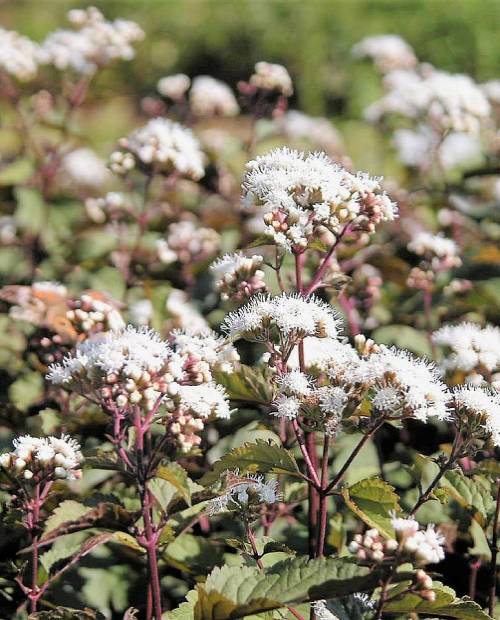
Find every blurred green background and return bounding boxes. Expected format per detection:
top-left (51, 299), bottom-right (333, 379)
top-left (1, 0), bottom-right (499, 177)
top-left (2, 0), bottom-right (499, 116)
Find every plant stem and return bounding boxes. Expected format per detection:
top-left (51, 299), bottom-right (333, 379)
top-left (291, 420), bottom-right (321, 489)
top-left (316, 435), bottom-right (330, 557)
top-left (325, 419), bottom-right (386, 495)
top-left (409, 434), bottom-right (462, 516)
top-left (488, 478), bottom-right (500, 618)
top-left (29, 482), bottom-right (41, 613)
top-left (142, 488), bottom-right (162, 620)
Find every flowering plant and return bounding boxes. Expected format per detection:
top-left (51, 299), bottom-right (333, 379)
top-left (0, 7), bottom-right (498, 620)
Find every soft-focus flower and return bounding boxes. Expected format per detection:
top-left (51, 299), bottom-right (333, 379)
top-left (452, 385), bottom-right (500, 447)
top-left (116, 117), bottom-right (205, 179)
top-left (249, 61), bottom-right (293, 96)
top-left (0, 27), bottom-right (41, 81)
top-left (276, 110), bottom-right (342, 153)
top-left (352, 35), bottom-right (417, 73)
top-left (157, 73), bottom-right (191, 99)
top-left (60, 148), bottom-right (110, 191)
top-left (157, 220), bottom-right (220, 266)
top-left (40, 7), bottom-right (143, 74)
top-left (189, 75), bottom-right (239, 117)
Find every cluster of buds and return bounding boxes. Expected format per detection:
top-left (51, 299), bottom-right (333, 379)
top-left (85, 192), bottom-right (132, 224)
top-left (0, 434), bottom-right (82, 481)
top-left (165, 382), bottom-right (231, 452)
top-left (210, 253), bottom-right (267, 301)
top-left (67, 292), bottom-right (125, 337)
top-left (109, 150), bottom-right (135, 175)
top-left (157, 220), bottom-right (220, 266)
top-left (169, 329), bottom-right (240, 377)
top-left (348, 528), bottom-right (398, 562)
top-left (207, 470), bottom-right (280, 518)
top-left (407, 232), bottom-right (462, 292)
top-left (238, 61), bottom-right (293, 118)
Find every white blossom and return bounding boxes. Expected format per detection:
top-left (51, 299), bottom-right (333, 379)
top-left (276, 110), bottom-right (342, 152)
top-left (157, 220), bottom-right (220, 265)
top-left (170, 329), bottom-right (240, 375)
top-left (40, 7), bottom-right (143, 75)
top-left (452, 386), bottom-right (500, 447)
top-left (0, 27), bottom-right (41, 81)
top-left (157, 73), bottom-right (191, 99)
top-left (189, 75), bottom-right (239, 117)
top-left (60, 148), bottom-right (110, 191)
top-left (207, 471), bottom-right (280, 515)
top-left (433, 323), bottom-right (500, 375)
top-left (250, 61), bottom-right (293, 96)
top-left (352, 35), bottom-right (417, 73)
top-left (177, 383), bottom-right (231, 420)
top-left (118, 118), bottom-right (205, 179)
top-left (222, 293), bottom-right (341, 342)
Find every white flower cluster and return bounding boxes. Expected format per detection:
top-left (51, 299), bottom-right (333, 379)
top-left (169, 329), bottom-right (240, 376)
top-left (350, 517), bottom-right (445, 566)
top-left (352, 35), bottom-right (417, 73)
top-left (85, 192), bottom-right (130, 223)
top-left (210, 252), bottom-right (267, 301)
top-left (452, 386), bottom-right (500, 447)
top-left (432, 323), bottom-right (500, 381)
top-left (481, 79), bottom-right (500, 106)
top-left (0, 27), bottom-right (41, 81)
top-left (157, 220), bottom-right (220, 266)
top-left (189, 76), bottom-right (239, 117)
top-left (114, 118), bottom-right (205, 179)
top-left (60, 148), bottom-right (110, 192)
top-left (39, 7), bottom-right (144, 75)
top-left (287, 337), bottom-right (359, 374)
top-left (393, 127), bottom-right (482, 171)
top-left (276, 110), bottom-right (342, 153)
top-left (249, 61), bottom-right (293, 96)
top-left (272, 369), bottom-right (314, 420)
top-left (66, 292), bottom-right (125, 336)
top-left (157, 73), bottom-right (191, 99)
top-left (166, 289), bottom-right (208, 333)
top-left (407, 231), bottom-right (462, 271)
top-left (0, 434), bottom-right (82, 481)
top-left (366, 68), bottom-right (491, 134)
top-left (46, 326), bottom-right (177, 413)
top-left (222, 293), bottom-right (341, 342)
top-left (242, 147), bottom-right (397, 252)
top-left (311, 601), bottom-right (339, 620)
top-left (354, 346), bottom-right (450, 422)
top-left (207, 471), bottom-right (280, 515)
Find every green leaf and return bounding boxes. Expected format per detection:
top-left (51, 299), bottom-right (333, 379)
top-left (165, 533), bottom-right (224, 574)
top-left (44, 501), bottom-right (89, 536)
top-left (384, 582), bottom-right (493, 619)
top-left (14, 187), bottom-right (46, 234)
top-left (193, 556), bottom-right (392, 619)
top-left (0, 158), bottom-right (33, 186)
top-left (342, 477), bottom-right (400, 538)
top-left (29, 606), bottom-right (106, 619)
top-left (163, 590), bottom-right (199, 619)
top-left (213, 364), bottom-right (274, 405)
top-left (372, 324), bottom-right (432, 357)
top-left (156, 462), bottom-right (192, 506)
top-left (442, 470), bottom-right (494, 524)
top-left (200, 439), bottom-right (301, 486)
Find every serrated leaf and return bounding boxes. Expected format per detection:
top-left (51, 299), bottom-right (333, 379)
top-left (44, 501), bottom-right (89, 536)
top-left (193, 556), bottom-right (393, 619)
top-left (384, 582), bottom-right (493, 619)
top-left (213, 365), bottom-right (274, 405)
top-left (156, 462), bottom-right (192, 506)
top-left (342, 477), bottom-right (400, 538)
top-left (200, 439), bottom-right (301, 486)
top-left (442, 471), bottom-right (494, 524)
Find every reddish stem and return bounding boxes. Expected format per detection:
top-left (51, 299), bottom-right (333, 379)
top-left (316, 436), bottom-right (330, 557)
top-left (489, 479), bottom-right (500, 618)
top-left (29, 482), bottom-right (41, 613)
top-left (142, 489), bottom-right (162, 620)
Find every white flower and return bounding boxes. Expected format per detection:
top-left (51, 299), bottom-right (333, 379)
top-left (250, 61), bottom-right (293, 96)
top-left (119, 118), bottom-right (205, 179)
top-left (277, 370), bottom-right (313, 397)
top-left (207, 472), bottom-right (280, 515)
top-left (481, 79), bottom-right (500, 106)
top-left (158, 220), bottom-right (220, 265)
top-left (189, 76), bottom-right (239, 117)
top-left (0, 434), bottom-right (82, 481)
top-left (407, 525), bottom-right (445, 565)
top-left (318, 386), bottom-right (348, 416)
top-left (287, 337), bottom-right (359, 374)
top-left (0, 28), bottom-right (41, 81)
top-left (170, 329), bottom-right (240, 375)
top-left (355, 346), bottom-right (450, 422)
top-left (352, 35), bottom-right (417, 73)
top-left (60, 148), bottom-right (110, 191)
top-left (311, 601), bottom-right (339, 620)
top-left (272, 394), bottom-right (301, 420)
top-left (452, 386), bottom-right (500, 446)
top-left (242, 147), bottom-right (397, 251)
top-left (371, 386), bottom-right (402, 413)
top-left (391, 515), bottom-right (420, 536)
top-left (129, 299), bottom-right (153, 326)
top-left (433, 323), bottom-right (500, 375)
top-left (177, 383), bottom-right (231, 420)
top-left (165, 289), bottom-right (208, 333)
top-left (222, 293), bottom-right (341, 341)
top-left (408, 231), bottom-right (459, 260)
top-left (40, 7), bottom-right (143, 75)
top-left (157, 73), bottom-right (191, 99)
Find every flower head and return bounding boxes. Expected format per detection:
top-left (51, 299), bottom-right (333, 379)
top-left (207, 471), bottom-right (280, 515)
top-left (352, 35), bottom-right (417, 73)
top-left (189, 75), bottom-right (239, 117)
top-left (0, 27), bottom-right (40, 81)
